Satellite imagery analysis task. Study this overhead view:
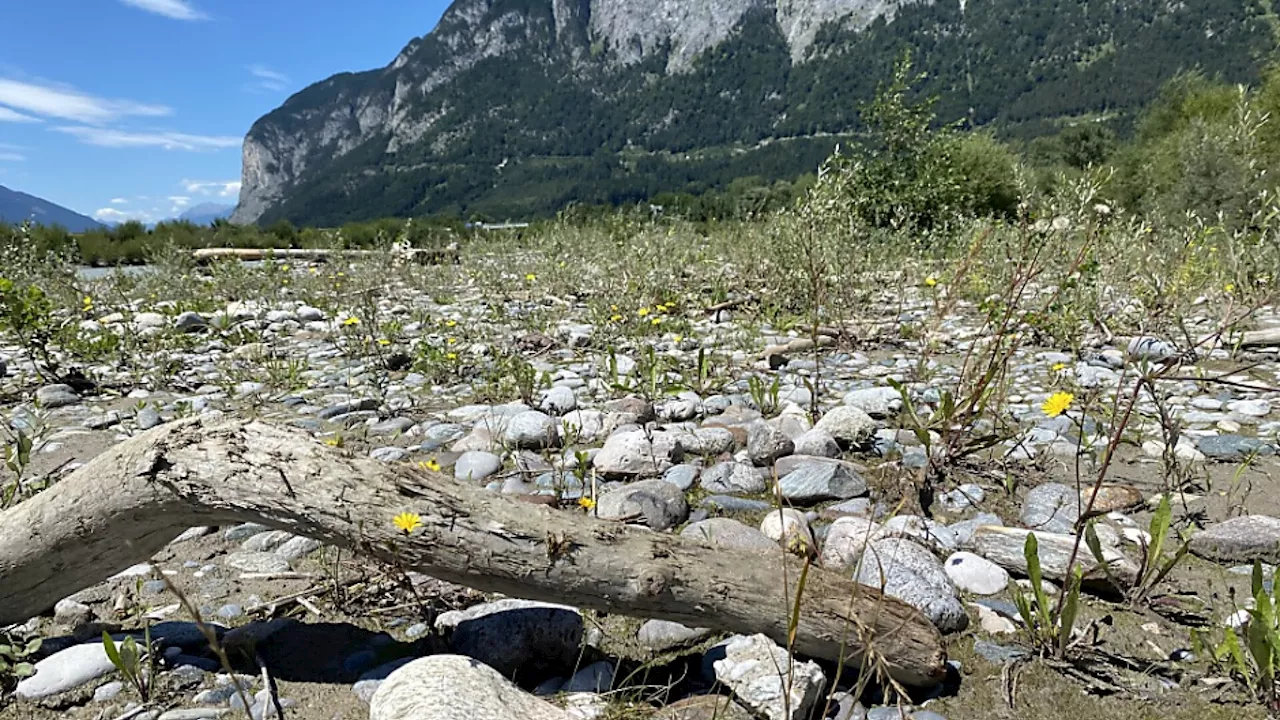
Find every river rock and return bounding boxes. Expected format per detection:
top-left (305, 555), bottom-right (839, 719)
top-left (1020, 483), bottom-right (1078, 533)
top-left (842, 387), bottom-right (903, 418)
top-left (777, 461), bottom-right (867, 504)
top-left (637, 620), bottom-right (712, 651)
top-left (820, 516), bottom-right (884, 570)
top-left (792, 429), bottom-right (840, 458)
top-left (593, 430), bottom-right (682, 477)
top-left (943, 552), bottom-right (1009, 595)
top-left (435, 600), bottom-right (582, 678)
top-left (36, 384), bottom-right (80, 408)
top-left (747, 421), bottom-right (794, 465)
top-left (700, 462), bottom-right (766, 494)
top-left (1198, 434), bottom-right (1273, 461)
top-left (455, 451), bottom-right (502, 481)
top-left (539, 386), bottom-right (578, 416)
top-left (855, 538), bottom-right (968, 633)
top-left (596, 478), bottom-right (689, 530)
top-left (1190, 515), bottom-right (1280, 564)
top-left (502, 411), bottom-right (559, 449)
top-left (708, 634), bottom-right (825, 720)
top-left (970, 526), bottom-right (1138, 590)
top-left (15, 643), bottom-right (116, 699)
top-left (813, 406), bottom-right (875, 445)
top-left (654, 695), bottom-right (753, 720)
top-left (759, 508), bottom-right (814, 554)
top-left (682, 518), bottom-right (777, 551)
top-left (370, 655), bottom-right (568, 720)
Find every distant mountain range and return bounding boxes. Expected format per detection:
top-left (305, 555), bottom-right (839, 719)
top-left (0, 185), bottom-right (103, 232)
top-left (232, 0), bottom-right (1276, 226)
top-left (178, 202), bottom-right (235, 225)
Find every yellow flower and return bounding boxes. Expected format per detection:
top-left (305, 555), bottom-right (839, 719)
top-left (446, 352), bottom-right (457, 360)
top-left (610, 304), bottom-right (618, 311)
top-left (1051, 362), bottom-right (1067, 373)
top-left (650, 316), bottom-right (662, 326)
top-left (309, 267), bottom-right (318, 274)
top-left (377, 338), bottom-right (391, 346)
top-left (610, 314), bottom-right (623, 322)
top-left (673, 334), bottom-right (683, 343)
top-left (655, 303), bottom-right (668, 313)
top-left (446, 337), bottom-right (457, 345)
top-left (393, 512), bottom-right (423, 535)
top-left (1042, 392), bottom-right (1074, 418)
top-left (280, 264), bottom-right (290, 272)
top-left (637, 307), bottom-right (650, 317)
top-left (445, 319), bottom-right (457, 328)
top-left (419, 458), bottom-right (441, 472)
top-left (1225, 282), bottom-right (1236, 293)
top-left (578, 497), bottom-right (596, 511)
top-left (83, 295), bottom-right (93, 305)
top-left (525, 273), bottom-right (537, 282)
top-left (343, 316), bottom-right (360, 326)
top-left (924, 275), bottom-right (938, 288)
top-left (323, 436), bottom-right (343, 447)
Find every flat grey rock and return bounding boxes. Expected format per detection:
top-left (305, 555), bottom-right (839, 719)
top-left (682, 518), bottom-right (777, 551)
top-left (944, 551), bottom-right (1009, 595)
top-left (637, 619), bottom-right (711, 651)
top-left (1020, 483), bottom-right (1078, 533)
top-left (454, 451), bottom-right (502, 481)
top-left (813, 405), bottom-right (875, 445)
top-left (596, 478), bottom-right (689, 530)
top-left (502, 410), bottom-right (559, 449)
top-left (777, 461), bottom-right (867, 504)
top-left (699, 462), bottom-right (766, 494)
top-left (1190, 515), bottom-right (1280, 564)
top-left (224, 551), bottom-right (291, 574)
top-left (593, 430), bottom-right (682, 477)
top-left (746, 421), bottom-right (794, 465)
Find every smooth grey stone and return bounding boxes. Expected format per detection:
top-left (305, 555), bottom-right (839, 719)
top-left (777, 461), bottom-right (867, 504)
top-left (224, 551), bottom-right (291, 574)
top-left (370, 417), bottom-right (415, 436)
top-left (700, 462), bottom-right (766, 494)
top-left (1019, 483), bottom-right (1078, 533)
top-left (699, 495), bottom-right (772, 513)
top-left (242, 530), bottom-right (292, 552)
top-left (596, 479), bottom-right (689, 530)
top-left (174, 311), bottom-right (208, 332)
top-left (842, 387), bottom-right (903, 418)
top-left (93, 680), bottom-right (125, 702)
top-left (671, 427), bottom-right (736, 456)
top-left (435, 600), bottom-right (583, 677)
top-left (562, 660), bottom-right (614, 693)
top-left (454, 451), bottom-right (502, 482)
top-left (949, 513), bottom-right (1004, 547)
top-left (855, 538), bottom-right (968, 633)
top-left (157, 710), bottom-right (228, 720)
top-left (216, 604), bottom-right (245, 619)
top-left (636, 619), bottom-right (711, 651)
top-left (274, 536), bottom-right (321, 560)
top-left (501, 410), bottom-right (559, 449)
top-left (370, 447), bottom-right (409, 463)
top-left (36, 384), bottom-right (80, 408)
top-left (317, 398), bottom-right (379, 420)
top-left (937, 483), bottom-right (985, 512)
top-left (746, 421), bottom-right (794, 465)
top-left (539, 386), bottom-right (578, 415)
top-left (944, 552), bottom-right (1009, 595)
top-left (368, 655), bottom-right (567, 720)
top-left (681, 518), bottom-right (777, 551)
top-left (1190, 515), bottom-right (1280, 564)
top-left (813, 405), bottom-right (876, 444)
top-left (593, 430), bottom-right (682, 477)
top-left (84, 411), bottom-right (123, 429)
top-left (792, 429), bottom-right (840, 458)
top-left (661, 464), bottom-right (699, 491)
top-left (1197, 434), bottom-right (1272, 461)
top-left (972, 639), bottom-right (1029, 664)
top-left (354, 657), bottom-right (419, 704)
top-left (15, 643), bottom-right (116, 699)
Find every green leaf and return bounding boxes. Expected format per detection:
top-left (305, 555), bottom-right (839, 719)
top-left (1253, 559), bottom-right (1266, 600)
top-left (1012, 588), bottom-right (1037, 636)
top-left (101, 631), bottom-right (122, 670)
top-left (1222, 626), bottom-right (1250, 677)
top-left (23, 638), bottom-right (40, 655)
top-left (1023, 532), bottom-right (1051, 634)
top-left (1248, 606), bottom-right (1275, 684)
top-left (1144, 493), bottom-right (1171, 582)
top-left (14, 661), bottom-right (34, 678)
top-left (1058, 567), bottom-right (1082, 656)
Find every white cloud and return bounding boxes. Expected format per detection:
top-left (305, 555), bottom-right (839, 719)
top-left (109, 197), bottom-right (127, 205)
top-left (93, 206), bottom-right (158, 224)
top-left (168, 195), bottom-right (190, 207)
top-left (118, 0), bottom-right (207, 21)
top-left (182, 179), bottom-right (241, 197)
top-left (245, 65), bottom-right (290, 93)
top-left (0, 152), bottom-right (24, 161)
top-left (54, 126), bottom-right (240, 151)
top-left (0, 106), bottom-right (39, 123)
top-left (0, 78), bottom-right (169, 124)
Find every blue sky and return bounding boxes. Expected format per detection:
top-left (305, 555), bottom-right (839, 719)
top-left (0, 0), bottom-right (451, 223)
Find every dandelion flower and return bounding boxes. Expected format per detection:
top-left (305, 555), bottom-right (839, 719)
top-left (924, 275), bottom-right (938, 288)
top-left (446, 337), bottom-right (457, 345)
top-left (1042, 392), bottom-right (1074, 418)
top-left (1051, 362), bottom-right (1067, 373)
top-left (280, 264), bottom-right (290, 272)
top-left (1225, 283), bottom-right (1236, 293)
top-left (610, 314), bottom-right (623, 322)
top-left (377, 338), bottom-right (391, 346)
top-left (393, 512), bottom-right (423, 535)
top-left (578, 497), bottom-right (596, 511)
top-left (673, 334), bottom-right (683, 343)
top-left (637, 307), bottom-right (650, 317)
top-left (82, 295), bottom-right (93, 306)
top-left (343, 317), bottom-right (360, 326)
top-left (650, 317), bottom-right (662, 326)
top-left (419, 458), bottom-right (441, 472)
top-left (446, 352), bottom-right (457, 360)
top-left (445, 319), bottom-right (457, 328)
top-left (525, 273), bottom-right (537, 282)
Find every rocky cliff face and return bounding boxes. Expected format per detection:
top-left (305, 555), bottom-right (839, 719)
top-left (231, 0), bottom-right (1273, 225)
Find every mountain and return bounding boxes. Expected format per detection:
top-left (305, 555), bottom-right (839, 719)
top-left (179, 202), bottom-right (235, 225)
top-left (0, 185), bottom-right (103, 232)
top-left (232, 0), bottom-right (1278, 226)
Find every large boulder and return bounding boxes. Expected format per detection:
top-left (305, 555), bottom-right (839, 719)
top-left (370, 655), bottom-right (568, 720)
top-left (434, 600), bottom-right (582, 678)
top-left (593, 430), bottom-right (683, 477)
top-left (596, 479), bottom-right (690, 530)
top-left (854, 538), bottom-right (968, 633)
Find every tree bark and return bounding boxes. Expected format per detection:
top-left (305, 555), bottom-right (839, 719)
top-left (0, 417), bottom-right (947, 686)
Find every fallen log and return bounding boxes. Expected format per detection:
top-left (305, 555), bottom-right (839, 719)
top-left (191, 244), bottom-right (459, 265)
top-left (0, 418), bottom-right (946, 686)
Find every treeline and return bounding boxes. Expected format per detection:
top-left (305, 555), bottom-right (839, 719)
top-left (1, 216), bottom-right (468, 266)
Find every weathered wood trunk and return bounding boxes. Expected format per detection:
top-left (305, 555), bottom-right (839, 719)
top-left (0, 418), bottom-right (947, 686)
top-left (191, 245), bottom-right (459, 265)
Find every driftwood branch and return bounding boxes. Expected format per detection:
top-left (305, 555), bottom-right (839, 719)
top-left (0, 417), bottom-right (946, 686)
